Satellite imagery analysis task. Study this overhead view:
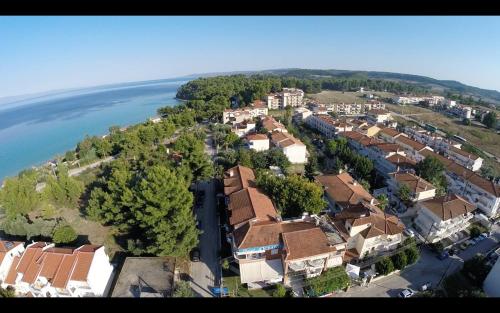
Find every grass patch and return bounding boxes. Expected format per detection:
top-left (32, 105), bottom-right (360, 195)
top-left (385, 103), bottom-right (434, 115)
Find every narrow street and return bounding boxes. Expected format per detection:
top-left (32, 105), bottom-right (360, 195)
top-left (189, 130), bottom-right (221, 297)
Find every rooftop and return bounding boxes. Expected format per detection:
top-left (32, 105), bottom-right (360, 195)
top-left (395, 135), bottom-right (428, 151)
top-left (315, 172), bottom-right (377, 208)
top-left (228, 187), bottom-right (278, 226)
top-left (282, 228), bottom-right (337, 261)
top-left (223, 165), bottom-right (256, 196)
top-left (390, 172), bottom-right (435, 193)
top-left (379, 127), bottom-right (402, 138)
top-left (421, 194), bottom-right (476, 221)
top-left (111, 257), bottom-right (175, 298)
top-left (448, 146), bottom-right (480, 160)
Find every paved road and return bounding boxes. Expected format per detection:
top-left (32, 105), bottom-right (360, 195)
top-left (333, 224), bottom-right (500, 297)
top-left (68, 156), bottom-right (116, 177)
top-left (189, 130), bottom-right (220, 297)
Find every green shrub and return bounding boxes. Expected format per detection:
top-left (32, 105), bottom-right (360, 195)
top-left (173, 281), bottom-right (194, 297)
top-left (391, 252), bottom-right (408, 270)
top-left (304, 266), bottom-right (350, 296)
top-left (405, 247), bottom-right (420, 265)
top-left (52, 225), bottom-right (77, 244)
top-left (273, 284), bottom-right (288, 297)
top-left (375, 257), bottom-right (395, 276)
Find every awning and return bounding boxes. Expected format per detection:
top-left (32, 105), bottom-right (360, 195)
top-left (240, 259), bottom-right (284, 284)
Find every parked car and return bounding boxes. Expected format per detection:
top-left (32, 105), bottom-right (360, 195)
top-left (196, 220), bottom-right (202, 230)
top-left (398, 289), bottom-right (415, 298)
top-left (482, 232), bottom-right (491, 238)
top-left (472, 237), bottom-right (482, 244)
top-left (404, 229), bottom-right (415, 238)
top-left (190, 248), bottom-right (200, 262)
top-left (437, 251), bottom-right (449, 260)
top-left (477, 234), bottom-right (486, 241)
top-left (459, 242), bottom-right (469, 250)
top-left (449, 247), bottom-right (459, 256)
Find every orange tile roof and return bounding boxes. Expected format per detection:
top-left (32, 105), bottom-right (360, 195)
top-left (390, 172), bottom-right (435, 193)
top-left (246, 133), bottom-right (268, 141)
top-left (395, 136), bottom-right (428, 151)
top-left (448, 146), bottom-right (480, 160)
top-left (379, 127), bottom-right (402, 138)
top-left (315, 173), bottom-right (377, 208)
top-left (385, 154), bottom-right (417, 168)
top-left (421, 194), bottom-right (476, 221)
top-left (282, 228), bottom-right (337, 261)
top-left (52, 254), bottom-right (77, 288)
top-left (228, 187), bottom-right (278, 226)
top-left (4, 256), bottom-right (20, 285)
top-left (223, 165), bottom-right (256, 196)
top-left (70, 252), bottom-right (94, 282)
top-left (233, 221), bottom-right (316, 249)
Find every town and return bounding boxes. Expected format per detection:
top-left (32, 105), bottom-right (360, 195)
top-left (1, 76), bottom-right (499, 299)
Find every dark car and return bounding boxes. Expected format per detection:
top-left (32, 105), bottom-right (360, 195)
top-left (191, 248), bottom-right (200, 262)
top-left (196, 220), bottom-right (202, 230)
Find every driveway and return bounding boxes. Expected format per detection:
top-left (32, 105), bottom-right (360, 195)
top-left (333, 223), bottom-right (500, 297)
top-left (189, 180), bottom-right (220, 297)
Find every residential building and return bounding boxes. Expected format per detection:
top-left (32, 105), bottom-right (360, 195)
top-left (305, 114), bottom-right (353, 138)
top-left (384, 154), bottom-right (417, 173)
top-left (331, 202), bottom-right (405, 261)
top-left (266, 88), bottom-right (304, 109)
top-left (293, 107), bottom-right (313, 122)
top-left (261, 116), bottom-right (288, 133)
top-left (445, 146), bottom-right (483, 171)
top-left (223, 108), bottom-right (252, 124)
top-left (2, 242), bottom-right (114, 297)
top-left (282, 88), bottom-right (305, 107)
top-left (227, 186), bottom-right (279, 230)
top-left (420, 149), bottom-right (500, 217)
top-left (223, 106), bottom-right (268, 124)
top-left (378, 127), bottom-right (406, 143)
top-left (483, 257), bottom-right (500, 297)
top-left (315, 172), bottom-right (378, 212)
top-left (270, 131), bottom-right (308, 164)
top-left (228, 215), bottom-right (346, 288)
top-left (444, 99), bottom-right (457, 108)
top-left (230, 120), bottom-right (256, 138)
top-left (387, 172), bottom-right (436, 202)
top-left (403, 126), bottom-right (461, 154)
top-left (357, 124), bottom-right (381, 137)
top-left (111, 257), bottom-right (175, 297)
top-left (366, 109), bottom-right (391, 123)
top-left (245, 133), bottom-right (270, 152)
top-left (394, 135), bottom-right (433, 162)
top-left (0, 241), bottom-right (25, 283)
top-left (223, 165), bottom-right (256, 197)
top-left (414, 194), bottom-right (476, 243)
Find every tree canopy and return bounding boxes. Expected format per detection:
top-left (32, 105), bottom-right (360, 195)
top-left (256, 172), bottom-right (326, 218)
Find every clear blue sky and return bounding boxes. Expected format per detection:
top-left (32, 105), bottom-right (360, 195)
top-left (1, 16), bottom-right (500, 98)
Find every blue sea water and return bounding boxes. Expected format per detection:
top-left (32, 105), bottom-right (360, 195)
top-left (0, 78), bottom-right (188, 181)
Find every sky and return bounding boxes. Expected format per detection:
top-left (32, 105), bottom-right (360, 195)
top-left (1, 16), bottom-right (500, 98)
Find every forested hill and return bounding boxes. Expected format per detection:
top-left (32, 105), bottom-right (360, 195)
top-left (189, 68), bottom-right (500, 106)
top-left (176, 74), bottom-right (429, 103)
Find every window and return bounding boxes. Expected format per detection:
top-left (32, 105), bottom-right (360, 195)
top-left (271, 249), bottom-right (279, 255)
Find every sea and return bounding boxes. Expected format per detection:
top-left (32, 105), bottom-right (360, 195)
top-left (0, 77), bottom-right (190, 182)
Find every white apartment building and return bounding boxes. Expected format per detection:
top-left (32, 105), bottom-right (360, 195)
top-left (293, 107), bottom-right (313, 122)
top-left (231, 121), bottom-right (256, 138)
top-left (305, 114), bottom-right (353, 138)
top-left (366, 109), bottom-right (391, 123)
top-left (403, 126), bottom-right (462, 154)
top-left (414, 194), bottom-right (476, 243)
top-left (245, 133), bottom-right (270, 152)
top-left (394, 135), bottom-right (433, 162)
top-left (308, 102), bottom-right (385, 116)
top-left (282, 88), bottom-right (305, 107)
top-left (270, 131), bottom-right (308, 164)
top-left (331, 202), bottom-right (404, 260)
top-left (222, 106), bottom-right (268, 124)
top-left (261, 116), bottom-right (288, 133)
top-left (266, 88), bottom-right (304, 109)
top-left (420, 149), bottom-right (500, 218)
top-left (387, 172), bottom-right (436, 203)
top-left (445, 146), bottom-right (483, 171)
top-left (0, 241), bottom-right (25, 283)
top-left (2, 242), bottom-right (114, 297)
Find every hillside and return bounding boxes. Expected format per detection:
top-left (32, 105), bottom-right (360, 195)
top-left (190, 68), bottom-right (500, 107)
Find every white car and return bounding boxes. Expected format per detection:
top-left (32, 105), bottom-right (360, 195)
top-left (398, 289), bottom-right (415, 298)
top-left (404, 229), bottom-right (415, 238)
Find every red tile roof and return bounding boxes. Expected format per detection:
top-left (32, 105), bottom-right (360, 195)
top-left (315, 173), bottom-right (377, 208)
top-left (421, 194), bottom-right (476, 221)
top-left (223, 165), bottom-right (256, 196)
top-left (282, 228), bottom-right (337, 261)
top-left (228, 187), bottom-right (278, 226)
